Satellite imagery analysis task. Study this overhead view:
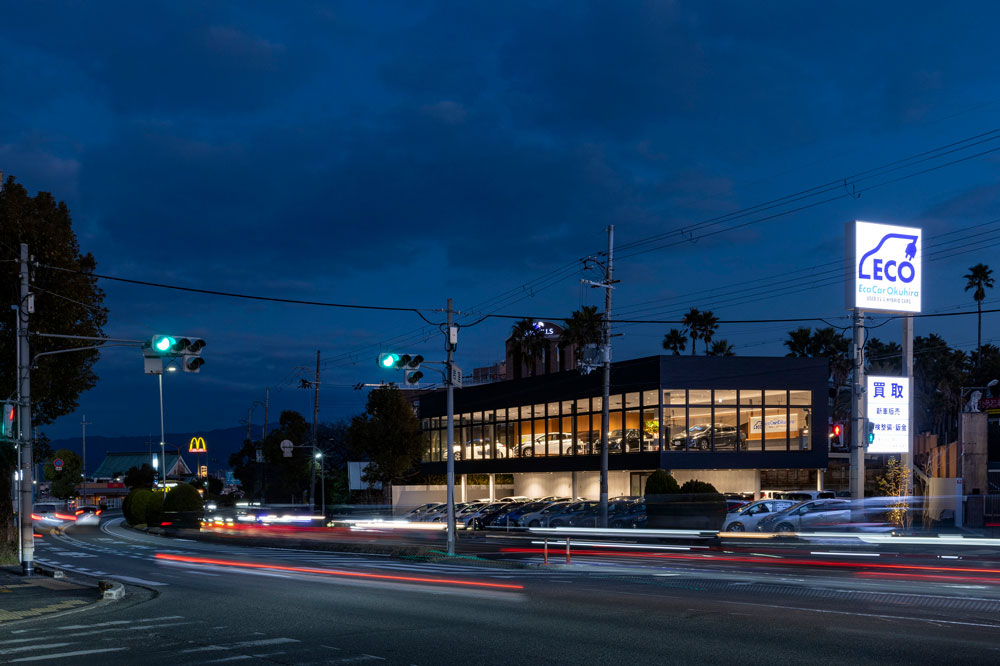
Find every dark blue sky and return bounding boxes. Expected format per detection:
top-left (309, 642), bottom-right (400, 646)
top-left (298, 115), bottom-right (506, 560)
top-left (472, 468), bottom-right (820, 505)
top-left (2, 1), bottom-right (998, 442)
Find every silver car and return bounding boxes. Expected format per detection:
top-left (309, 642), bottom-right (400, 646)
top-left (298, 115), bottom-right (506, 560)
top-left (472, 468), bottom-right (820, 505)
top-left (722, 499), bottom-right (796, 532)
top-left (519, 500), bottom-right (573, 527)
top-left (756, 499), bottom-right (852, 533)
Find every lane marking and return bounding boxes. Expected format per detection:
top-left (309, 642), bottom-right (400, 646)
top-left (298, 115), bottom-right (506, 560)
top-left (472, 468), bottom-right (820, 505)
top-left (726, 600), bottom-right (1000, 629)
top-left (108, 575), bottom-right (168, 586)
top-left (0, 642), bottom-right (73, 655)
top-left (10, 647), bottom-right (129, 662)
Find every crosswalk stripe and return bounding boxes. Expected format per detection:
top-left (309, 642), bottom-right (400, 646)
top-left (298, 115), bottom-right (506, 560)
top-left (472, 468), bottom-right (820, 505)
top-left (11, 647), bottom-right (129, 662)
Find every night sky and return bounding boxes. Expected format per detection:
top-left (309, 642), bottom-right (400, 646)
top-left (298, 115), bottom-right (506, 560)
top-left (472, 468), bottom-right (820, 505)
top-left (2, 2), bottom-right (998, 442)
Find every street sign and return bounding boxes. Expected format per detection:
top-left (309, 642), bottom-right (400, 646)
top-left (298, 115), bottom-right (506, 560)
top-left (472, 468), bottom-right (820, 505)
top-left (866, 375), bottom-right (910, 453)
top-left (54, 458), bottom-right (63, 471)
top-left (280, 439), bottom-right (294, 458)
top-left (845, 220), bottom-right (922, 313)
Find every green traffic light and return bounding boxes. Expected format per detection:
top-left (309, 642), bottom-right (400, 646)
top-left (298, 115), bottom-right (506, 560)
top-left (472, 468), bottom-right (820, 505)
top-left (154, 335), bottom-right (176, 353)
top-left (380, 353), bottom-right (400, 368)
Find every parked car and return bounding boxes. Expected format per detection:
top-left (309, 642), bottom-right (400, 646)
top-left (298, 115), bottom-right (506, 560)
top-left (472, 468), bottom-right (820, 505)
top-left (518, 433), bottom-right (581, 457)
top-left (462, 502), bottom-right (507, 529)
top-left (755, 499), bottom-right (851, 533)
top-left (453, 439), bottom-right (507, 460)
top-left (472, 501), bottom-right (527, 529)
top-left (547, 501), bottom-right (601, 527)
top-left (74, 505), bottom-right (102, 526)
top-left (433, 502), bottom-right (488, 522)
top-left (519, 500), bottom-right (574, 527)
top-left (404, 503), bottom-right (441, 520)
top-left (610, 502), bottom-right (646, 528)
top-left (670, 423), bottom-right (744, 450)
top-left (566, 500), bottom-right (635, 527)
top-left (489, 501), bottom-right (550, 527)
top-left (722, 499), bottom-right (797, 532)
top-left (608, 429), bottom-right (658, 453)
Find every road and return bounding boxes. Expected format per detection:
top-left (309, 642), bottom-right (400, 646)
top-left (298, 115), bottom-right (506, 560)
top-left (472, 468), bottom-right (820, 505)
top-left (4, 516), bottom-right (1000, 665)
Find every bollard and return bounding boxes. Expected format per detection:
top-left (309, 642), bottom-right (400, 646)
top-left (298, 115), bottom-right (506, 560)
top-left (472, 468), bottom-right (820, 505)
top-left (543, 537), bottom-right (548, 565)
top-left (566, 536), bottom-right (571, 564)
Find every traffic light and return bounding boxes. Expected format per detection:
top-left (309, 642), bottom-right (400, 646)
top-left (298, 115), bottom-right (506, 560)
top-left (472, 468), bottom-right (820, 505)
top-left (1, 401), bottom-right (15, 440)
top-left (865, 419), bottom-right (875, 446)
top-left (399, 354), bottom-right (424, 385)
top-left (377, 353), bottom-right (401, 369)
top-left (182, 338), bottom-right (206, 373)
top-left (151, 334), bottom-right (178, 354)
top-left (829, 423), bottom-right (841, 449)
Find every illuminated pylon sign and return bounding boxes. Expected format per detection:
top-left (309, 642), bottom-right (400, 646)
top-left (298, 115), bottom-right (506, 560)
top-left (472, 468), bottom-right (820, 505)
top-left (189, 436), bottom-right (207, 453)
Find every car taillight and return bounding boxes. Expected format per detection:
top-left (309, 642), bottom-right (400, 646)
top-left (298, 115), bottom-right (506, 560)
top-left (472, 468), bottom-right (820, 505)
top-left (55, 512), bottom-right (77, 521)
top-left (96, 509), bottom-right (102, 515)
top-left (75, 509), bottom-right (84, 515)
top-left (30, 513), bottom-right (42, 521)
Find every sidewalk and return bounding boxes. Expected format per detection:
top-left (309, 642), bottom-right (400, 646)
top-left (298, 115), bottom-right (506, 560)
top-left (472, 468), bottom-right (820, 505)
top-left (0, 565), bottom-right (99, 624)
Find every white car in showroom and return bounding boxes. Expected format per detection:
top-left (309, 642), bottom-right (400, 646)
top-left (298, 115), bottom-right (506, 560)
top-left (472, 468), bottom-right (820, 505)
top-left (518, 433), bottom-right (580, 457)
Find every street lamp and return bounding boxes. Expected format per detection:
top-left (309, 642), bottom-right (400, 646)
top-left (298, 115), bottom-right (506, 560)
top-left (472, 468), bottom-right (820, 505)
top-left (314, 451), bottom-right (324, 518)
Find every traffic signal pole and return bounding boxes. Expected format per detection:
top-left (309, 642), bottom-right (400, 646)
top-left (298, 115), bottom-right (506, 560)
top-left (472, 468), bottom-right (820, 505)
top-left (445, 298), bottom-right (456, 556)
top-left (850, 308), bottom-right (866, 499)
top-left (599, 226), bottom-right (614, 528)
top-left (17, 243), bottom-right (34, 575)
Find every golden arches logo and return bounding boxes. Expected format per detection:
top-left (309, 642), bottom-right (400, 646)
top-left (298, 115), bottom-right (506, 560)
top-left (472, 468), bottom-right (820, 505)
top-left (188, 436), bottom-right (207, 453)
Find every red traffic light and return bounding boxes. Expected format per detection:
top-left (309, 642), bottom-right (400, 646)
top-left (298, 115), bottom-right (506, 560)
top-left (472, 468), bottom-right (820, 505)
top-left (832, 424), bottom-right (842, 437)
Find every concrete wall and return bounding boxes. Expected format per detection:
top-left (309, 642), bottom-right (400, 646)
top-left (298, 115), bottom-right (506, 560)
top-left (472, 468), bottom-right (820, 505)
top-left (392, 484), bottom-right (514, 512)
top-left (514, 471), bottom-right (630, 500)
top-left (962, 413), bottom-right (989, 495)
top-left (670, 469), bottom-right (762, 495)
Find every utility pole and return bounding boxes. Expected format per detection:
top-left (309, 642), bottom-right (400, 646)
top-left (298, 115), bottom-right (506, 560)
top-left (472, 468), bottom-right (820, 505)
top-left (902, 315), bottom-right (914, 493)
top-left (599, 226), bottom-right (615, 528)
top-left (311, 351), bottom-right (320, 511)
top-left (17, 243), bottom-right (35, 575)
top-left (263, 387), bottom-right (269, 440)
top-left (850, 308), bottom-right (866, 499)
top-left (445, 298), bottom-right (457, 555)
top-left (81, 415), bottom-right (91, 505)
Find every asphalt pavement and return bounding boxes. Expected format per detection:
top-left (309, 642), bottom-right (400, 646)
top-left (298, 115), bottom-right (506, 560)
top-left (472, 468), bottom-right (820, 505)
top-left (3, 516), bottom-right (1000, 665)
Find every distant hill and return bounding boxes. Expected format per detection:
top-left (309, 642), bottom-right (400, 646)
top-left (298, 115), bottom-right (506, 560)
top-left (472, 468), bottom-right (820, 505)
top-left (49, 424), bottom-right (269, 471)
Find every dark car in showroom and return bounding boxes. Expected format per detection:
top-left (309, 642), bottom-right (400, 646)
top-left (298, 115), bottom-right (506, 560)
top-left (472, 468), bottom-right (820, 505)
top-left (669, 423), bottom-right (744, 451)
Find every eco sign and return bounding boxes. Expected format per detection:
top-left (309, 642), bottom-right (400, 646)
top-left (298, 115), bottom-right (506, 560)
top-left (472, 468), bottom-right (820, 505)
top-left (845, 220), bottom-right (922, 313)
top-left (866, 375), bottom-right (910, 454)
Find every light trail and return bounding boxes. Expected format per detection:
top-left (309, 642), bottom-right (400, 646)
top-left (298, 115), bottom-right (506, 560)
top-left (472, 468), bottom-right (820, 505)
top-left (154, 553), bottom-right (524, 590)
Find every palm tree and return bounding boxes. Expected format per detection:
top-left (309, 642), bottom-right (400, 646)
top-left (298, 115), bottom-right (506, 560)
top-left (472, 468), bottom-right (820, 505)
top-left (706, 339), bottom-right (735, 356)
top-left (681, 308), bottom-right (701, 356)
top-left (964, 263), bottom-right (995, 366)
top-left (560, 306), bottom-right (603, 361)
top-left (783, 326), bottom-right (850, 421)
top-left (784, 327), bottom-right (815, 357)
top-left (697, 310), bottom-right (719, 354)
top-left (662, 328), bottom-right (687, 355)
top-left (511, 318), bottom-right (547, 377)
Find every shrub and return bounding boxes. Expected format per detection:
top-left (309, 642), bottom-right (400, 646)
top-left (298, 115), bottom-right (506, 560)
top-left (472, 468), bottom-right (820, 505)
top-left (146, 492), bottom-right (165, 525)
top-left (644, 469), bottom-right (680, 495)
top-left (163, 482), bottom-right (203, 513)
top-left (679, 479), bottom-right (719, 495)
top-left (123, 489), bottom-right (154, 526)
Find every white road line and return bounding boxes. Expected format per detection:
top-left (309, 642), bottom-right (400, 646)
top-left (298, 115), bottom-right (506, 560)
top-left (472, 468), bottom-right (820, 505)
top-left (0, 642), bottom-right (73, 655)
top-left (203, 656), bottom-right (252, 664)
top-left (181, 646), bottom-right (227, 654)
top-left (185, 571), bottom-right (221, 576)
top-left (726, 600), bottom-right (1000, 629)
top-left (809, 551), bottom-right (881, 557)
top-left (227, 638), bottom-right (301, 648)
top-left (10, 647), bottom-right (129, 662)
top-left (107, 575), bottom-right (168, 586)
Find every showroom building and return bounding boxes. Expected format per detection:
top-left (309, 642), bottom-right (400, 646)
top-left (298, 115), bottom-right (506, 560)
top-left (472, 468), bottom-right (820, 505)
top-left (408, 355), bottom-right (830, 504)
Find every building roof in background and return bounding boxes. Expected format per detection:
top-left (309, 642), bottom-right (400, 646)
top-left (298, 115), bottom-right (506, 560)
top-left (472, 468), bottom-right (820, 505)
top-left (92, 451), bottom-right (191, 480)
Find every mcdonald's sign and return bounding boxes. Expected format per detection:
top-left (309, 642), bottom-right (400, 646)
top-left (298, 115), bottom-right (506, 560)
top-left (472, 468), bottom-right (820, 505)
top-left (189, 436), bottom-right (207, 453)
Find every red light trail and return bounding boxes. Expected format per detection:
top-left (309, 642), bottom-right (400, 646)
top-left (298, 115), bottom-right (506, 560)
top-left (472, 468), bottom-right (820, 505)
top-left (154, 553), bottom-right (524, 590)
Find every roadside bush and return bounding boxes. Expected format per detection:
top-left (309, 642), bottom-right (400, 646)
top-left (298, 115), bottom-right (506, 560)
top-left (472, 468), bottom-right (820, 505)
top-left (679, 480), bottom-right (719, 495)
top-left (123, 489), bottom-right (154, 526)
top-left (146, 492), bottom-right (164, 525)
top-left (644, 469), bottom-right (680, 496)
top-left (163, 482), bottom-right (203, 512)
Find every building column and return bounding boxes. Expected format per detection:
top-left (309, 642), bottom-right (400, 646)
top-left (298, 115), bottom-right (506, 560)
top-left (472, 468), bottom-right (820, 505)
top-left (489, 473), bottom-right (495, 501)
top-left (816, 468), bottom-right (825, 491)
top-left (571, 471), bottom-right (577, 499)
top-left (460, 474), bottom-right (467, 503)
top-left (752, 469), bottom-right (762, 499)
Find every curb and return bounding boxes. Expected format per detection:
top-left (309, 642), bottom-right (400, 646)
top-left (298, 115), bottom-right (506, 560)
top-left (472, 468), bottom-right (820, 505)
top-left (98, 580), bottom-right (126, 600)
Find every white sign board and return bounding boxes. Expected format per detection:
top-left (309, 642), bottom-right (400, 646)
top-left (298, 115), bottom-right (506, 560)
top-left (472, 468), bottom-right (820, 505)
top-left (749, 413), bottom-right (799, 435)
top-left (846, 221), bottom-right (922, 313)
top-left (866, 375), bottom-right (910, 453)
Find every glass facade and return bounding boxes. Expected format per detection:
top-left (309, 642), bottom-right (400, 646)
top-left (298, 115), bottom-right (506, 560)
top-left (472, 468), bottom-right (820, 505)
top-left (422, 389), bottom-right (813, 461)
